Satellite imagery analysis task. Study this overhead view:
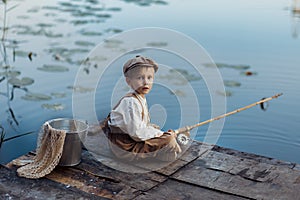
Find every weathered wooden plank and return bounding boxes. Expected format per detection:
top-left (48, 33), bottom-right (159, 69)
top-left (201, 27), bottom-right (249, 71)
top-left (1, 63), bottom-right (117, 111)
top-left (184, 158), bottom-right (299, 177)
top-left (77, 151), bottom-right (168, 192)
top-left (294, 163), bottom-right (300, 171)
top-left (0, 165), bottom-right (106, 200)
top-left (172, 154), bottom-right (300, 200)
top-left (213, 145), bottom-right (295, 169)
top-left (156, 159), bottom-right (188, 176)
top-left (5, 138), bottom-right (300, 200)
top-left (200, 150), bottom-right (279, 182)
top-left (46, 166), bottom-right (126, 199)
top-left (178, 141), bottom-right (213, 162)
top-left (135, 179), bottom-right (248, 200)
top-left (7, 149), bottom-right (168, 199)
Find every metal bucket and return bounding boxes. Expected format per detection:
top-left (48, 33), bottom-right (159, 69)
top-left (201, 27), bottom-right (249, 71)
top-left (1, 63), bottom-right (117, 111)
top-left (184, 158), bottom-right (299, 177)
top-left (47, 118), bottom-right (88, 166)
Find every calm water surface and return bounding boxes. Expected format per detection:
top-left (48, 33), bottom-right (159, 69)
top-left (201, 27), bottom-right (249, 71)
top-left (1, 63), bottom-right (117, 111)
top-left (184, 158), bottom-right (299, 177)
top-left (0, 0), bottom-right (299, 164)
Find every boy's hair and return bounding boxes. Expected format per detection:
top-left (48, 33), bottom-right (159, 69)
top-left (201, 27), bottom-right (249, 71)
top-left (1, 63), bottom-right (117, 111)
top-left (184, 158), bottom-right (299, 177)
top-left (123, 55), bottom-right (158, 77)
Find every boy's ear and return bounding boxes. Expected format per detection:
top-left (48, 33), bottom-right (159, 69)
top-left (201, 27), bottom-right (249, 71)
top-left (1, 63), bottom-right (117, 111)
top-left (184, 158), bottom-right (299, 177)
top-left (125, 77), bottom-right (131, 86)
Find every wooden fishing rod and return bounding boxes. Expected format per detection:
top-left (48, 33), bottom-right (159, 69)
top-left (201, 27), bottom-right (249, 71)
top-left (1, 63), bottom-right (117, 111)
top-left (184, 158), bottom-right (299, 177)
top-left (174, 93), bottom-right (283, 136)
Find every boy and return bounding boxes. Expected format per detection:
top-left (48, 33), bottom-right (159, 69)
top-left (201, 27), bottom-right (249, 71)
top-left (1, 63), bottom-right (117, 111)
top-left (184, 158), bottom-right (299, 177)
top-left (104, 55), bottom-right (181, 162)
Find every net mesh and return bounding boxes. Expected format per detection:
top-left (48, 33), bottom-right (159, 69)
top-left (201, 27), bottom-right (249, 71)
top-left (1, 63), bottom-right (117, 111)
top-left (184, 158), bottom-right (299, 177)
top-left (17, 122), bottom-right (66, 179)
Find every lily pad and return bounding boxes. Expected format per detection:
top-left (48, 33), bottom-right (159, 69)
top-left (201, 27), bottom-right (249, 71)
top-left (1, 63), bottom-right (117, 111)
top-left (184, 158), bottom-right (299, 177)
top-left (8, 77), bottom-right (34, 87)
top-left (95, 13), bottom-right (111, 18)
top-left (14, 50), bottom-right (29, 57)
top-left (42, 6), bottom-right (60, 11)
top-left (51, 92), bottom-right (67, 98)
top-left (106, 7), bottom-right (122, 12)
top-left (105, 28), bottom-right (123, 33)
top-left (58, 2), bottom-right (78, 7)
top-left (79, 30), bottom-right (103, 36)
top-left (38, 64), bottom-right (69, 72)
top-left (158, 74), bottom-right (187, 85)
top-left (147, 41), bottom-right (168, 47)
top-left (42, 103), bottom-right (65, 111)
top-left (67, 85), bottom-right (94, 93)
top-left (28, 7), bottom-right (40, 13)
top-left (0, 70), bottom-right (21, 77)
top-left (89, 55), bottom-right (108, 62)
top-left (69, 48), bottom-right (90, 54)
top-left (84, 5), bottom-right (104, 12)
top-left (217, 63), bottom-right (250, 70)
top-left (104, 39), bottom-right (123, 48)
top-left (153, 0), bottom-right (168, 5)
top-left (36, 23), bottom-right (55, 28)
top-left (75, 40), bottom-right (95, 47)
top-left (71, 11), bottom-right (95, 17)
top-left (204, 63), bottom-right (251, 70)
top-left (224, 80), bottom-right (241, 87)
top-left (170, 69), bottom-right (201, 81)
top-left (70, 20), bottom-right (90, 25)
top-left (21, 92), bottom-right (52, 101)
top-left (169, 89), bottom-right (186, 97)
top-left (216, 90), bottom-right (233, 97)
top-left (44, 31), bottom-right (63, 38)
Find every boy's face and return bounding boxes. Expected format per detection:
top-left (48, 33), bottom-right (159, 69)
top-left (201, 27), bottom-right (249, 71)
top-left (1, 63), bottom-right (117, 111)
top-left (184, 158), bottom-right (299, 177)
top-left (126, 67), bottom-right (155, 97)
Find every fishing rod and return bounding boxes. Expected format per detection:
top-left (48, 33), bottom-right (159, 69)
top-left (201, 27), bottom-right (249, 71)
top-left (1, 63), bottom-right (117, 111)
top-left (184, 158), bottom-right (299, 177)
top-left (175, 93), bottom-right (283, 145)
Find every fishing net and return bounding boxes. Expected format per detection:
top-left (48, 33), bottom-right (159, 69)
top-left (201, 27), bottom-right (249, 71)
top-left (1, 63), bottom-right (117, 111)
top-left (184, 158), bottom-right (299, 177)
top-left (17, 122), bottom-right (66, 179)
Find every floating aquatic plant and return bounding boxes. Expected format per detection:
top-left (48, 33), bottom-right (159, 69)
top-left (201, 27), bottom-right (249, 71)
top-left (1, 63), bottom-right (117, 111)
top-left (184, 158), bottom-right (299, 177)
top-left (121, 0), bottom-right (168, 6)
top-left (27, 6), bottom-right (40, 13)
top-left (37, 64), bottom-right (69, 72)
top-left (41, 6), bottom-right (60, 11)
top-left (0, 70), bottom-right (20, 77)
top-left (204, 63), bottom-right (251, 70)
top-left (146, 41), bottom-right (168, 47)
top-left (224, 80), bottom-right (241, 87)
top-left (67, 85), bottom-right (94, 93)
top-left (42, 103), bottom-right (65, 111)
top-left (216, 90), bottom-right (233, 97)
top-left (58, 2), bottom-right (78, 8)
top-left (105, 28), bottom-right (123, 33)
top-left (8, 77), bottom-right (34, 87)
top-left (78, 29), bottom-right (103, 36)
top-left (169, 89), bottom-right (186, 97)
top-left (51, 92), bottom-right (67, 98)
top-left (106, 7), bottom-right (122, 12)
top-left (36, 23), bottom-right (55, 28)
top-left (14, 50), bottom-right (29, 57)
top-left (21, 92), bottom-right (52, 101)
top-left (104, 39), bottom-right (123, 48)
top-left (158, 68), bottom-right (201, 86)
top-left (170, 69), bottom-right (202, 82)
top-left (70, 19), bottom-right (104, 25)
top-left (75, 40), bottom-right (95, 47)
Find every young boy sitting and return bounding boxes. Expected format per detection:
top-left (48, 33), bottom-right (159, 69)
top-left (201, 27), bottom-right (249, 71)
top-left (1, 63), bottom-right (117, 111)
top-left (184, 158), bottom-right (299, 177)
top-left (104, 55), bottom-right (181, 162)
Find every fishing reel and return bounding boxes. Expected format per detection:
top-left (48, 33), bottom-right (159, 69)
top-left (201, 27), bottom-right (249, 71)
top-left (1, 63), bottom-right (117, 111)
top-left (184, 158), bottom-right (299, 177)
top-left (176, 131), bottom-right (190, 146)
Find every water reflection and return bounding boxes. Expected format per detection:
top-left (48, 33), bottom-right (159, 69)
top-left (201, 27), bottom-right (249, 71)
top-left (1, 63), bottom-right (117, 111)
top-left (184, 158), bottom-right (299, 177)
top-left (0, 0), bottom-right (299, 165)
top-left (291, 1), bottom-right (300, 38)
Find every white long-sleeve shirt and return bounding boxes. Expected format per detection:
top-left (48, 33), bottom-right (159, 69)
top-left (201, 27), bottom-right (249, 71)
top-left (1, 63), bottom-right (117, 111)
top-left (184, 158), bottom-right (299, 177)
top-left (108, 93), bottom-right (164, 141)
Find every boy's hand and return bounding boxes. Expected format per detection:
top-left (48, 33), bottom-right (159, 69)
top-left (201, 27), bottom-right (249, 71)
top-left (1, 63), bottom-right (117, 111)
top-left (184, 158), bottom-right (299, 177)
top-left (167, 129), bottom-right (177, 137)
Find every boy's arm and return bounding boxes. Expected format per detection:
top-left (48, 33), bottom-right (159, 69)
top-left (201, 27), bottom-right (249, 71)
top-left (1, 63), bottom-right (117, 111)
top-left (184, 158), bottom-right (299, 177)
top-left (110, 97), bottom-right (164, 141)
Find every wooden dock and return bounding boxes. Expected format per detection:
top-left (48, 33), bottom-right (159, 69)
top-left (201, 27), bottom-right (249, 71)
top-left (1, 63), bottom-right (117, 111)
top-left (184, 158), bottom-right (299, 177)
top-left (1, 132), bottom-right (300, 199)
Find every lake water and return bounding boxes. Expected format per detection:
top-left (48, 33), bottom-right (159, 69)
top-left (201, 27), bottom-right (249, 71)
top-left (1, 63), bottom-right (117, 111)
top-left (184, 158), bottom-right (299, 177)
top-left (0, 0), bottom-right (300, 164)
